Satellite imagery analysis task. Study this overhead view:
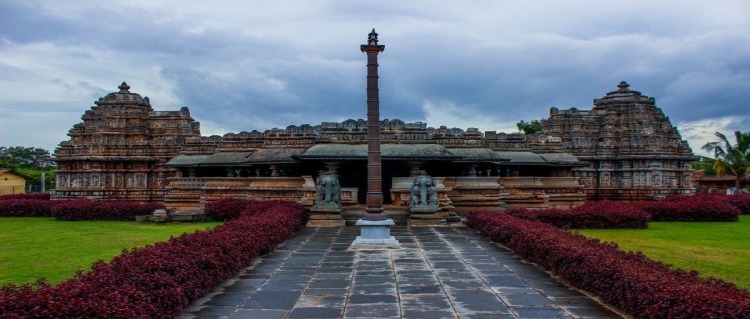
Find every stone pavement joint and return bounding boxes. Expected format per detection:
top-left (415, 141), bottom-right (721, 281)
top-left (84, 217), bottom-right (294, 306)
top-left (180, 226), bottom-right (623, 319)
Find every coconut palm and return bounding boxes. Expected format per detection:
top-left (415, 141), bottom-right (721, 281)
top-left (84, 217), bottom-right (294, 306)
top-left (701, 131), bottom-right (750, 194)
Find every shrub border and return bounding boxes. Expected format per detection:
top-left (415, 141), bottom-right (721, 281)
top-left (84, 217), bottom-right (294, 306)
top-left (0, 201), bottom-right (308, 318)
top-left (464, 211), bottom-right (750, 318)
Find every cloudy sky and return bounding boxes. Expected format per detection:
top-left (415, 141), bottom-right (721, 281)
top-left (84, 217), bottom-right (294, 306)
top-left (1, 0), bottom-right (748, 156)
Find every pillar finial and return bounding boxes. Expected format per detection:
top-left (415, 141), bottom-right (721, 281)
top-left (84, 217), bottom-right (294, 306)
top-left (118, 81), bottom-right (130, 93)
top-left (617, 81), bottom-right (630, 91)
top-left (368, 28), bottom-right (378, 45)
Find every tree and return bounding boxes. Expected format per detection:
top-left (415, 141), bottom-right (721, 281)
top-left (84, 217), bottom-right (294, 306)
top-left (0, 146), bottom-right (54, 169)
top-left (0, 146), bottom-right (56, 191)
top-left (691, 156), bottom-right (718, 177)
top-left (701, 131), bottom-right (750, 194)
top-left (516, 120), bottom-right (542, 135)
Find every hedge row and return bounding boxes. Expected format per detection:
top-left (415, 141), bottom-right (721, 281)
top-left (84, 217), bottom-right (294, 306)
top-left (0, 199), bottom-right (57, 217)
top-left (638, 195), bottom-right (741, 222)
top-left (464, 211), bottom-right (750, 319)
top-left (204, 198), bottom-right (279, 221)
top-left (680, 193), bottom-right (750, 215)
top-left (0, 198), bottom-right (164, 221)
top-left (52, 199), bottom-right (165, 221)
top-left (0, 201), bottom-right (308, 319)
top-left (723, 194), bottom-right (750, 215)
top-left (504, 200), bottom-right (651, 229)
top-left (0, 193), bottom-right (51, 201)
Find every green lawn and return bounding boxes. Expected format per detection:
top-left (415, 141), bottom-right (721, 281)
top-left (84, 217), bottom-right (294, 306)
top-left (0, 217), bottom-right (222, 286)
top-left (577, 215), bottom-right (750, 290)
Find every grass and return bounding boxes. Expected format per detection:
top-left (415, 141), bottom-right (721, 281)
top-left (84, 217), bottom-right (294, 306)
top-left (577, 215), bottom-right (750, 290)
top-left (0, 217), bottom-right (222, 286)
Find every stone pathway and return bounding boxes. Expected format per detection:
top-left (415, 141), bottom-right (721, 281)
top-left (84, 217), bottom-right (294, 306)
top-left (180, 226), bottom-right (622, 319)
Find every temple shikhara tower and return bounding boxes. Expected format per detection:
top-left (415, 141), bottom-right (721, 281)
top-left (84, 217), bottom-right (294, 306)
top-left (52, 43), bottom-right (695, 224)
top-left (542, 81), bottom-right (695, 200)
top-left (54, 82), bottom-right (201, 202)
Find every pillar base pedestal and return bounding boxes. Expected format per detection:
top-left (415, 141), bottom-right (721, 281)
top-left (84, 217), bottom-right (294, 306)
top-left (351, 219), bottom-right (400, 249)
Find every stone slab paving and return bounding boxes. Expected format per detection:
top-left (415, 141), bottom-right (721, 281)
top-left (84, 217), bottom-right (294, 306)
top-left (180, 226), bottom-right (622, 319)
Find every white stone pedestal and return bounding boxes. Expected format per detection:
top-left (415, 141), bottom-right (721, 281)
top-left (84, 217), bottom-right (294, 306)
top-left (350, 219), bottom-right (400, 249)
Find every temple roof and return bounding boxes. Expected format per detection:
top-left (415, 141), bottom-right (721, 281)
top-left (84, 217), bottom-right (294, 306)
top-left (447, 148), bottom-right (509, 162)
top-left (163, 147), bottom-right (583, 167)
top-left (246, 148), bottom-right (306, 163)
top-left (164, 155), bottom-right (210, 166)
top-left (297, 144), bottom-right (459, 161)
top-left (493, 151), bottom-right (546, 165)
top-left (204, 152), bottom-right (253, 164)
top-left (163, 149), bottom-right (306, 166)
top-left (537, 153), bottom-right (585, 166)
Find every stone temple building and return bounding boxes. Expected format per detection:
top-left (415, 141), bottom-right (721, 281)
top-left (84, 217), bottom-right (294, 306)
top-left (52, 81), bottom-right (695, 224)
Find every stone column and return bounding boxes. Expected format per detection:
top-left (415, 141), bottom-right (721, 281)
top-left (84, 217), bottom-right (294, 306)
top-left (352, 29), bottom-right (399, 249)
top-left (362, 29), bottom-right (386, 221)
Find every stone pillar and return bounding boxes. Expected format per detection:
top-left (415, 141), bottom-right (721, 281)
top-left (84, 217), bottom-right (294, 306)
top-left (352, 29), bottom-right (399, 249)
top-left (362, 29), bottom-right (386, 220)
top-left (226, 169), bottom-right (237, 177)
top-left (270, 165), bottom-right (280, 177)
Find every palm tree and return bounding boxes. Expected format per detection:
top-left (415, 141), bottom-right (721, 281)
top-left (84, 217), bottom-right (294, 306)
top-left (701, 131), bottom-right (750, 194)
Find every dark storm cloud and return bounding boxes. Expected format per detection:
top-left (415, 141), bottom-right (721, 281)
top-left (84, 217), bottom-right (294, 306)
top-left (0, 0), bottom-right (748, 154)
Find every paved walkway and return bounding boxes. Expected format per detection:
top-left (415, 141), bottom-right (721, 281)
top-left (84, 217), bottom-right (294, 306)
top-left (180, 226), bottom-right (622, 319)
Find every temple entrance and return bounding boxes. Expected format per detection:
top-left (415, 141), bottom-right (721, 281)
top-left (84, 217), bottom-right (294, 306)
top-left (338, 160), bottom-right (409, 204)
top-left (338, 161), bottom-right (367, 204)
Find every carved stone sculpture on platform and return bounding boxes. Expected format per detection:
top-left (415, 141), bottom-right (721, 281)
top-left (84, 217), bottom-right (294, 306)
top-left (410, 173), bottom-right (440, 213)
top-left (311, 173), bottom-right (342, 213)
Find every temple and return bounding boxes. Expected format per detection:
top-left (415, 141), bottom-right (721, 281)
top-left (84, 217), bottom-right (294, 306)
top-left (52, 80), bottom-right (695, 224)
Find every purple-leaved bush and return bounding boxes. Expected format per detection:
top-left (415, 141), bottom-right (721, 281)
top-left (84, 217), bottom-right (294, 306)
top-left (464, 212), bottom-right (750, 318)
top-left (0, 200), bottom-right (308, 318)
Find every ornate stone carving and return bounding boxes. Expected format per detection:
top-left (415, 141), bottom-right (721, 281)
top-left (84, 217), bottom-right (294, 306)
top-left (311, 174), bottom-right (342, 213)
top-left (409, 174), bottom-right (440, 213)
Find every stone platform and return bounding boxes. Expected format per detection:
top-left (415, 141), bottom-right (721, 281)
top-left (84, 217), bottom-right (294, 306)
top-left (180, 226), bottom-right (623, 319)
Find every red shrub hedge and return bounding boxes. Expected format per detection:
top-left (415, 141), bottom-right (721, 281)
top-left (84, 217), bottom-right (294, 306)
top-left (686, 193), bottom-right (750, 215)
top-left (0, 199), bottom-right (57, 217)
top-left (51, 199), bottom-right (165, 221)
top-left (0, 201), bottom-right (308, 319)
top-left (464, 211), bottom-right (750, 318)
top-left (725, 194), bottom-right (750, 215)
top-left (203, 198), bottom-right (279, 221)
top-left (504, 200), bottom-right (651, 229)
top-left (639, 195), bottom-right (741, 222)
top-left (0, 193), bottom-right (51, 201)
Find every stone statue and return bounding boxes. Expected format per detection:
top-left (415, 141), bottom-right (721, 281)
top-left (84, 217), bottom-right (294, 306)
top-left (311, 174), bottom-right (342, 212)
top-left (410, 174), bottom-right (440, 213)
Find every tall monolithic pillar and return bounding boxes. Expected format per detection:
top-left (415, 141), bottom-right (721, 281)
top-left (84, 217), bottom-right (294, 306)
top-left (361, 28), bottom-right (386, 221)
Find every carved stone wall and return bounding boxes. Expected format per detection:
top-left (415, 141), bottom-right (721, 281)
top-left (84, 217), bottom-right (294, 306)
top-left (52, 81), bottom-right (694, 206)
top-left (541, 82), bottom-right (696, 201)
